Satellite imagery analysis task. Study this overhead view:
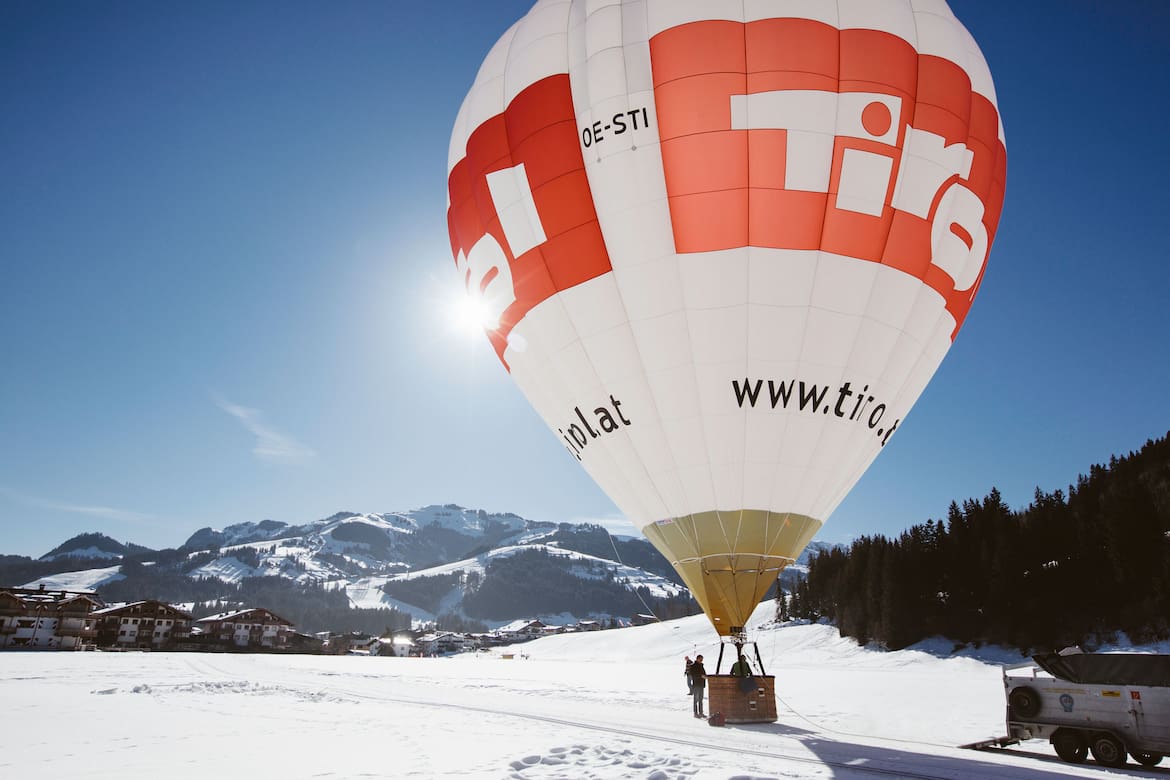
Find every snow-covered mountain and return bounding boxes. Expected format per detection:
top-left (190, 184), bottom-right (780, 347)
top-left (39, 532), bottom-right (151, 562)
top-left (180, 505), bottom-right (552, 583)
top-left (14, 506), bottom-right (837, 629)
top-left (340, 541), bottom-right (689, 624)
top-left (173, 507), bottom-right (691, 625)
top-left (184, 505), bottom-right (535, 559)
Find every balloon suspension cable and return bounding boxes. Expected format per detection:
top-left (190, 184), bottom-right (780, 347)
top-left (605, 526), bottom-right (660, 625)
top-left (768, 588), bottom-right (782, 674)
top-left (717, 631), bottom-right (767, 676)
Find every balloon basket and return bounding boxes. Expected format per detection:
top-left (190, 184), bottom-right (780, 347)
top-left (707, 675), bottom-right (777, 723)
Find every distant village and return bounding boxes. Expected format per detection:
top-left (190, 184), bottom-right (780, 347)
top-left (0, 584), bottom-right (658, 656)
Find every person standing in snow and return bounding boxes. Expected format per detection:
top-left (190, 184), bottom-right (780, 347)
top-left (690, 654), bottom-right (707, 718)
top-left (684, 655), bottom-right (694, 695)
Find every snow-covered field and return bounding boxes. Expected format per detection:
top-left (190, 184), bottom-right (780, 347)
top-left (3, 606), bottom-right (1165, 779)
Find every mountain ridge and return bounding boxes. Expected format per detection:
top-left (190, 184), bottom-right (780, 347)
top-left (6, 505), bottom-right (835, 633)
top-left (40, 532), bottom-right (153, 562)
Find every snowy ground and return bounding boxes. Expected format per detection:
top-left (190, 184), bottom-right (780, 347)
top-left (24, 564), bottom-right (124, 590)
top-left (3, 606), bottom-right (1168, 779)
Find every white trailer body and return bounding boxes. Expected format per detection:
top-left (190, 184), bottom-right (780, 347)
top-left (1002, 651), bottom-right (1170, 767)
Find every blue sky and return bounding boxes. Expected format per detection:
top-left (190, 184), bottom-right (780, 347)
top-left (2, 1), bottom-right (1168, 558)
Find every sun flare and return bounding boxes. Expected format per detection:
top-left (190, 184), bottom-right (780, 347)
top-left (446, 286), bottom-right (497, 338)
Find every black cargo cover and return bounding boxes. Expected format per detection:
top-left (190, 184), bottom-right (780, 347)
top-left (1033, 652), bottom-right (1170, 688)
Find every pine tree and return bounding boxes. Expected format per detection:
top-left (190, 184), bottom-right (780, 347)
top-left (775, 587), bottom-right (790, 622)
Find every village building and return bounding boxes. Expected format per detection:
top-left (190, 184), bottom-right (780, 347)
top-left (415, 630), bottom-right (475, 656)
top-left (495, 619), bottom-right (548, 642)
top-left (340, 632), bottom-right (377, 655)
top-left (286, 632), bottom-right (324, 654)
top-left (372, 634), bottom-right (415, 657)
top-left (193, 608), bottom-right (296, 649)
top-left (0, 586), bottom-right (101, 650)
top-left (91, 600), bottom-right (192, 650)
top-left (316, 631), bottom-right (375, 655)
top-left (470, 631), bottom-right (505, 648)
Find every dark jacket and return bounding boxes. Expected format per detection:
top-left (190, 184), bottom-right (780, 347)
top-left (730, 657), bottom-right (752, 677)
top-left (690, 660), bottom-right (707, 688)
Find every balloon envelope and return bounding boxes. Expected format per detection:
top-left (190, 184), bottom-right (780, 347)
top-left (447, 0), bottom-right (1006, 636)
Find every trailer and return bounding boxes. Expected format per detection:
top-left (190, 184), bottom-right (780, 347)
top-left (965, 649), bottom-right (1170, 768)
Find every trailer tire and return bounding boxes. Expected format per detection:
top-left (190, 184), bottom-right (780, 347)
top-left (1089, 733), bottom-right (1127, 768)
top-left (1008, 686), bottom-right (1041, 719)
top-left (1132, 751), bottom-right (1162, 767)
top-left (1052, 730), bottom-right (1087, 764)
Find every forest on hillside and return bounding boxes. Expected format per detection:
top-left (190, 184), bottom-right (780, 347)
top-left (537, 523), bottom-right (686, 585)
top-left (781, 432), bottom-right (1170, 652)
top-left (459, 548), bottom-right (700, 622)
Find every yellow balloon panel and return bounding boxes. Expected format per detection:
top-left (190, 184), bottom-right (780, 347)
top-left (642, 510), bottom-right (822, 636)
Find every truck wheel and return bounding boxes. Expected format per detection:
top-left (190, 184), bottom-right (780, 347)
top-left (1008, 686), bottom-right (1041, 719)
top-left (1089, 733), bottom-right (1127, 768)
top-left (1132, 751), bottom-right (1162, 767)
top-left (1052, 730), bottom-right (1087, 764)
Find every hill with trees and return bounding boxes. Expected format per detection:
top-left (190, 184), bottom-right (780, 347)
top-left (783, 432), bottom-right (1170, 652)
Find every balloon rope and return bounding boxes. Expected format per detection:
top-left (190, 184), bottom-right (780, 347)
top-left (605, 527), bottom-right (660, 624)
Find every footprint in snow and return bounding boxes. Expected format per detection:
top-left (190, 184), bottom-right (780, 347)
top-left (508, 744), bottom-right (697, 779)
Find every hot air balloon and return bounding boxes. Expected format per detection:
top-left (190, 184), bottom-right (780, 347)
top-left (446, 0), bottom-right (1006, 642)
